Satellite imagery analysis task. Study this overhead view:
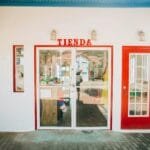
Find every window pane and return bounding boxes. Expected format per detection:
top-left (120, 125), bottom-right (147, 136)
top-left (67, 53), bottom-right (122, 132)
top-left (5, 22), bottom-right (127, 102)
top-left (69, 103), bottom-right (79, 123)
top-left (129, 94), bottom-right (135, 103)
top-left (142, 92), bottom-right (148, 103)
top-left (136, 68), bottom-right (142, 82)
top-left (129, 54), bottom-right (150, 117)
top-left (129, 104), bottom-right (135, 115)
top-left (136, 104), bottom-right (141, 115)
top-left (135, 91), bottom-right (141, 103)
top-left (40, 50), bottom-right (60, 86)
top-left (76, 50), bottom-right (109, 127)
top-left (142, 104), bottom-right (148, 115)
top-left (76, 50), bottom-right (108, 86)
top-left (40, 87), bottom-right (71, 127)
top-left (40, 50), bottom-right (71, 86)
top-left (137, 55), bottom-right (142, 66)
top-left (61, 50), bottom-right (71, 85)
top-left (77, 88), bottom-right (107, 127)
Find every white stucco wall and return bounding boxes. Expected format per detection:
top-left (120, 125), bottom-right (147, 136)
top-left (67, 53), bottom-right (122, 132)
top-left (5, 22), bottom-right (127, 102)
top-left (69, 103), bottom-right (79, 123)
top-left (0, 7), bottom-right (150, 131)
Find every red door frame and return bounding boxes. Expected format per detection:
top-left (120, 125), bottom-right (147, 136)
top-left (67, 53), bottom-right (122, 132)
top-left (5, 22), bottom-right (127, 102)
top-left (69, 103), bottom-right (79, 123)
top-left (34, 45), bottom-right (113, 130)
top-left (121, 46), bottom-right (150, 129)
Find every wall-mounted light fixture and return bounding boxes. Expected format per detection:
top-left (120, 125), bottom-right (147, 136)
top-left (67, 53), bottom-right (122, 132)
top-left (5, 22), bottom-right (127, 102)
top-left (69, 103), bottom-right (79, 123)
top-left (51, 29), bottom-right (57, 40)
top-left (137, 30), bottom-right (145, 41)
top-left (91, 30), bottom-right (97, 41)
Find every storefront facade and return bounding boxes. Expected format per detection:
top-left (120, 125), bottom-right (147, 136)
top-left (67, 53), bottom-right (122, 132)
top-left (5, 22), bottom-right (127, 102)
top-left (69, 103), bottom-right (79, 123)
top-left (0, 7), bottom-right (150, 132)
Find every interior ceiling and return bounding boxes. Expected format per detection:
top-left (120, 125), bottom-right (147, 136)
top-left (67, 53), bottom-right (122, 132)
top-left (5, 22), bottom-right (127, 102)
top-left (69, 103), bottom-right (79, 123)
top-left (0, 0), bottom-right (150, 7)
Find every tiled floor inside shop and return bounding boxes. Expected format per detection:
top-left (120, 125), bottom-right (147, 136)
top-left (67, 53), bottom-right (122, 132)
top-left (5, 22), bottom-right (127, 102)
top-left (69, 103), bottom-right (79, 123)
top-left (0, 130), bottom-right (150, 150)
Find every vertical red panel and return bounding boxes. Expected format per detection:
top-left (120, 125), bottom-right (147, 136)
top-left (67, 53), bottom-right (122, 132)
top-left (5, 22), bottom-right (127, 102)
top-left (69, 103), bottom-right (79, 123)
top-left (34, 46), bottom-right (37, 130)
top-left (13, 45), bottom-right (16, 92)
top-left (121, 46), bottom-right (150, 129)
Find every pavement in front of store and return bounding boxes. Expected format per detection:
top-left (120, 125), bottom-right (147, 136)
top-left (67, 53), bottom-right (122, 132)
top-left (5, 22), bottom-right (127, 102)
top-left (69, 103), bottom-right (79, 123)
top-left (0, 130), bottom-right (150, 150)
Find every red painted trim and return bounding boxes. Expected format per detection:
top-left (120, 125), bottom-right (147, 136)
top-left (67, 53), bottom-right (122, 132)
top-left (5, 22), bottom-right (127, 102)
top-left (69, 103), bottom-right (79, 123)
top-left (121, 46), bottom-right (150, 129)
top-left (34, 44), bottom-right (113, 130)
top-left (13, 45), bottom-right (16, 92)
top-left (13, 45), bottom-right (24, 92)
top-left (34, 46), bottom-right (37, 130)
top-left (110, 46), bottom-right (113, 130)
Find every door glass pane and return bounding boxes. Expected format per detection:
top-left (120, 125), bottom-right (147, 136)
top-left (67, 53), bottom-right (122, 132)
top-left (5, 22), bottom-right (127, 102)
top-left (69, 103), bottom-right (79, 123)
top-left (142, 92), bottom-right (148, 103)
top-left (129, 54), bottom-right (150, 117)
top-left (40, 50), bottom-right (60, 86)
top-left (61, 50), bottom-right (71, 85)
top-left (142, 104), bottom-right (147, 115)
top-left (129, 104), bottom-right (135, 115)
top-left (136, 68), bottom-right (142, 82)
top-left (136, 104), bottom-right (141, 115)
top-left (40, 50), bottom-right (71, 86)
top-left (76, 50), bottom-right (109, 127)
top-left (137, 55), bottom-right (142, 66)
top-left (40, 87), bottom-right (71, 127)
top-left (39, 50), bottom-right (72, 127)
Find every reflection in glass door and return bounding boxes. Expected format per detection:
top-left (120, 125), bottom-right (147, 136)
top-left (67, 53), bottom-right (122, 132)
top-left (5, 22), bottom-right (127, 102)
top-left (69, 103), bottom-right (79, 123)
top-left (39, 49), bottom-right (72, 127)
top-left (76, 49), bottom-right (111, 127)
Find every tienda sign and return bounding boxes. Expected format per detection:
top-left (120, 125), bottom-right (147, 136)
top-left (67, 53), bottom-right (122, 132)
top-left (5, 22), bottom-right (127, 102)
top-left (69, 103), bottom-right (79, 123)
top-left (57, 39), bottom-right (92, 47)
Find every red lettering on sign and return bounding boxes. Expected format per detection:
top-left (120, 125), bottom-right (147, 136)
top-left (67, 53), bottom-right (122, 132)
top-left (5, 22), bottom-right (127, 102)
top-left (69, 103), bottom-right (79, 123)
top-left (57, 39), bottom-right (92, 47)
top-left (68, 39), bottom-right (72, 46)
top-left (57, 39), bottom-right (62, 46)
top-left (87, 39), bottom-right (92, 46)
top-left (80, 39), bottom-right (85, 46)
top-left (74, 39), bottom-right (78, 46)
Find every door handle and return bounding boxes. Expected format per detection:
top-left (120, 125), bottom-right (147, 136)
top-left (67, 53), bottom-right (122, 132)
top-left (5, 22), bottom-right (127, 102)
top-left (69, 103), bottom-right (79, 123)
top-left (123, 86), bottom-right (127, 90)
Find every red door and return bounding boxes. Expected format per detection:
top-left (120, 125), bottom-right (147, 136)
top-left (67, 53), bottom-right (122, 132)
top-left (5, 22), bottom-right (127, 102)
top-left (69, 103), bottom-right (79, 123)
top-left (121, 46), bottom-right (150, 129)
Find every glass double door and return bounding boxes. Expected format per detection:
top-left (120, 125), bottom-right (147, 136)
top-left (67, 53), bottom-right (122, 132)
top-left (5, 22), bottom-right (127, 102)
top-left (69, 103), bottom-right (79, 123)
top-left (37, 47), bottom-right (111, 129)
